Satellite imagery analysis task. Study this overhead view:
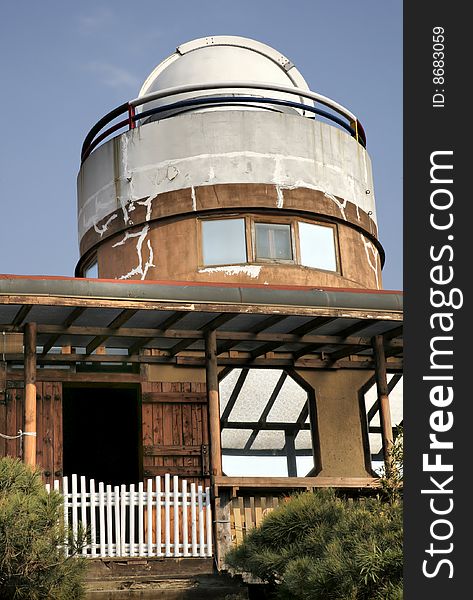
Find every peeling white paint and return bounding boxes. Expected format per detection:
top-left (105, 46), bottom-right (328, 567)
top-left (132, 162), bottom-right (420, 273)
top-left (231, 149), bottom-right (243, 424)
top-left (355, 204), bottom-right (361, 221)
top-left (191, 186), bottom-right (197, 211)
top-left (361, 234), bottom-right (380, 289)
top-left (276, 185), bottom-right (284, 208)
top-left (198, 265), bottom-right (262, 278)
top-left (207, 165), bottom-right (216, 181)
top-left (78, 113), bottom-right (377, 243)
top-left (112, 224), bottom-right (155, 280)
top-left (94, 213), bottom-right (118, 237)
top-left (167, 165), bottom-right (179, 180)
top-left (324, 192), bottom-right (347, 221)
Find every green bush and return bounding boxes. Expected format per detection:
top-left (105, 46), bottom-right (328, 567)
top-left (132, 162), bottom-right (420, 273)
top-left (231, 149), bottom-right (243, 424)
top-left (0, 457), bottom-right (87, 599)
top-left (226, 435), bottom-right (403, 599)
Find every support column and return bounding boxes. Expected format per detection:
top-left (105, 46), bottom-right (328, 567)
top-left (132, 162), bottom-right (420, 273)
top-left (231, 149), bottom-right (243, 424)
top-left (372, 335), bottom-right (393, 473)
top-left (205, 329), bottom-right (222, 477)
top-left (24, 322), bottom-right (37, 466)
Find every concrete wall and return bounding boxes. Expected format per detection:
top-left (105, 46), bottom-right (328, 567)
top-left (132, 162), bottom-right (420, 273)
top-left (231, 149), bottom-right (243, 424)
top-left (78, 110), bottom-right (377, 246)
top-left (296, 369), bottom-right (373, 477)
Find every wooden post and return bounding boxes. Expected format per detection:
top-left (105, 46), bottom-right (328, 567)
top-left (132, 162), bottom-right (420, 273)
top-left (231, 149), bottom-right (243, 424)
top-left (372, 335), bottom-right (393, 473)
top-left (214, 489), bottom-right (233, 570)
top-left (205, 329), bottom-right (222, 477)
top-left (285, 431), bottom-right (297, 477)
top-left (24, 322), bottom-right (37, 466)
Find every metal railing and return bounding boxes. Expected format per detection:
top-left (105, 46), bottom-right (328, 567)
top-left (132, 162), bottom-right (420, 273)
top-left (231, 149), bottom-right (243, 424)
top-left (81, 81), bottom-right (367, 163)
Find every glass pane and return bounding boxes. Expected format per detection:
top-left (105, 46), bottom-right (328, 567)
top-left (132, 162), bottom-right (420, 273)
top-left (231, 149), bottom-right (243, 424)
top-left (85, 261), bottom-right (98, 278)
top-left (299, 222), bottom-right (337, 271)
top-left (202, 219), bottom-right (247, 265)
top-left (255, 223), bottom-right (292, 260)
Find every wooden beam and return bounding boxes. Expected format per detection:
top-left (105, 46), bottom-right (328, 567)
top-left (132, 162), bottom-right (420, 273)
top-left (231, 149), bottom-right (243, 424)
top-left (86, 309), bottom-right (138, 355)
top-left (328, 345), bottom-right (369, 362)
top-left (224, 422), bottom-right (310, 431)
top-left (213, 475), bottom-right (380, 492)
top-left (243, 371), bottom-right (288, 450)
top-left (372, 335), bottom-right (393, 473)
top-left (41, 307), bottom-right (87, 355)
top-left (128, 311), bottom-right (190, 355)
top-left (12, 305), bottom-right (32, 327)
top-left (220, 368), bottom-right (249, 425)
top-left (23, 322), bottom-right (37, 466)
top-left (167, 313), bottom-right (239, 356)
top-left (217, 314), bottom-right (289, 354)
top-left (205, 329), bottom-right (222, 477)
top-left (367, 373), bottom-right (402, 423)
top-left (288, 316), bottom-right (339, 336)
top-left (285, 431), bottom-right (297, 476)
top-left (336, 318), bottom-right (379, 337)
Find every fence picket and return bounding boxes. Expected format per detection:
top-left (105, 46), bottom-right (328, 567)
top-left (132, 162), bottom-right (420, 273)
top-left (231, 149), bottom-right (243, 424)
top-left (120, 484), bottom-right (127, 556)
top-left (106, 485), bottom-right (113, 557)
top-left (147, 478), bottom-right (153, 557)
top-left (190, 483), bottom-right (197, 556)
top-left (182, 479), bottom-right (189, 557)
top-left (129, 484), bottom-right (135, 557)
top-left (90, 479), bottom-right (97, 557)
top-left (98, 482), bottom-right (106, 556)
top-left (205, 486), bottom-right (212, 557)
top-left (48, 474), bottom-right (212, 560)
top-left (164, 474), bottom-right (171, 557)
top-left (138, 481), bottom-right (144, 556)
top-left (114, 486), bottom-right (121, 557)
top-left (80, 476), bottom-right (88, 556)
top-left (173, 475), bottom-right (180, 557)
top-left (62, 476), bottom-right (69, 557)
top-left (198, 485), bottom-right (205, 557)
top-left (155, 476), bottom-right (162, 557)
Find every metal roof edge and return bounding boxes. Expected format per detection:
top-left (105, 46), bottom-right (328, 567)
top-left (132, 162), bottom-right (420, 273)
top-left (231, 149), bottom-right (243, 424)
top-left (0, 275), bottom-right (403, 313)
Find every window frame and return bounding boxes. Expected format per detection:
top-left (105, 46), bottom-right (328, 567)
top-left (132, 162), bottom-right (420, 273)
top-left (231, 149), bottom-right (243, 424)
top-left (199, 215), bottom-right (248, 268)
top-left (295, 218), bottom-right (340, 274)
top-left (250, 216), bottom-right (297, 264)
top-left (198, 214), bottom-right (341, 274)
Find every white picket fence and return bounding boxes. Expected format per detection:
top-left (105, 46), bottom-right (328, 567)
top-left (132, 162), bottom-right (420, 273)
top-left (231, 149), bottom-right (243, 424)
top-left (46, 474), bottom-right (212, 558)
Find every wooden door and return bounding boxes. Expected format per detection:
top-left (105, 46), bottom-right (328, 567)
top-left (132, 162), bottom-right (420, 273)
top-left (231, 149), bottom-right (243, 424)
top-left (141, 382), bottom-right (209, 483)
top-left (0, 381), bottom-right (62, 485)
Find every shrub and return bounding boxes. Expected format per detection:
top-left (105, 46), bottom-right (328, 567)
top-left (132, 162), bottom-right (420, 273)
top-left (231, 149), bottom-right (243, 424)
top-left (226, 434), bottom-right (403, 599)
top-left (0, 457), bottom-right (87, 599)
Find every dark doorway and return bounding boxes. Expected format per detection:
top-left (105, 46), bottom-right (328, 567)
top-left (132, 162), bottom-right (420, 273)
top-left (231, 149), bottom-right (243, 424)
top-left (62, 386), bottom-right (140, 486)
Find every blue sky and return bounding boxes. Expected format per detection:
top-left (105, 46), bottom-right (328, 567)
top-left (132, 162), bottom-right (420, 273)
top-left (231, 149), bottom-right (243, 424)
top-left (0, 1), bottom-right (402, 289)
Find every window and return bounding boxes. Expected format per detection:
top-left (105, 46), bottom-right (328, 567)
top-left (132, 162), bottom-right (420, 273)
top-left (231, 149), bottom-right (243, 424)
top-left (84, 260), bottom-right (98, 278)
top-left (202, 218), bottom-right (247, 266)
top-left (299, 222), bottom-right (337, 271)
top-left (255, 222), bottom-right (293, 261)
top-left (200, 216), bottom-right (339, 273)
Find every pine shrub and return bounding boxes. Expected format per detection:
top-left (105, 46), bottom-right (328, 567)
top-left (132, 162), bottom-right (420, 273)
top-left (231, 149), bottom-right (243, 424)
top-left (226, 435), bottom-right (403, 599)
top-left (0, 457), bottom-right (87, 599)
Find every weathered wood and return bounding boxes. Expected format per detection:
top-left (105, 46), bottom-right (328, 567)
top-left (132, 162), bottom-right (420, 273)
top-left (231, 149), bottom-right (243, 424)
top-left (143, 465), bottom-right (207, 477)
top-left (143, 446), bottom-right (203, 458)
top-left (213, 476), bottom-right (380, 492)
top-left (36, 323), bottom-right (403, 348)
top-left (214, 488), bottom-right (232, 570)
top-left (372, 335), bottom-right (394, 473)
top-left (24, 322), bottom-right (37, 466)
top-left (12, 305), bottom-right (32, 327)
top-left (41, 307), bottom-right (87, 355)
top-left (205, 330), bottom-right (222, 477)
top-left (2, 294), bottom-right (403, 325)
top-left (141, 392), bottom-right (207, 403)
top-left (285, 432), bottom-right (298, 477)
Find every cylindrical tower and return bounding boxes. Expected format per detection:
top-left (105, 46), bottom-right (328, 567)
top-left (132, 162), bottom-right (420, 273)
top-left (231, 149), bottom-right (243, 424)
top-left (77, 36), bottom-right (383, 289)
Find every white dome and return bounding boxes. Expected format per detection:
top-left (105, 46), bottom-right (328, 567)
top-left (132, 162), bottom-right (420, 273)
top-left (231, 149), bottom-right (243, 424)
top-left (137, 36), bottom-right (313, 118)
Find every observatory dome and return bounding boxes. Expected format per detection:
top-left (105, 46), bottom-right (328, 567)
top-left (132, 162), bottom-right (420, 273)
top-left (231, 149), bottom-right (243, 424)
top-left (138, 35), bottom-right (313, 116)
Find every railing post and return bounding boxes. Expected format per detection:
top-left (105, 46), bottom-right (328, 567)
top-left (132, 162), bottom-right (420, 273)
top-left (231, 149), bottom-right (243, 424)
top-left (128, 103), bottom-right (136, 130)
